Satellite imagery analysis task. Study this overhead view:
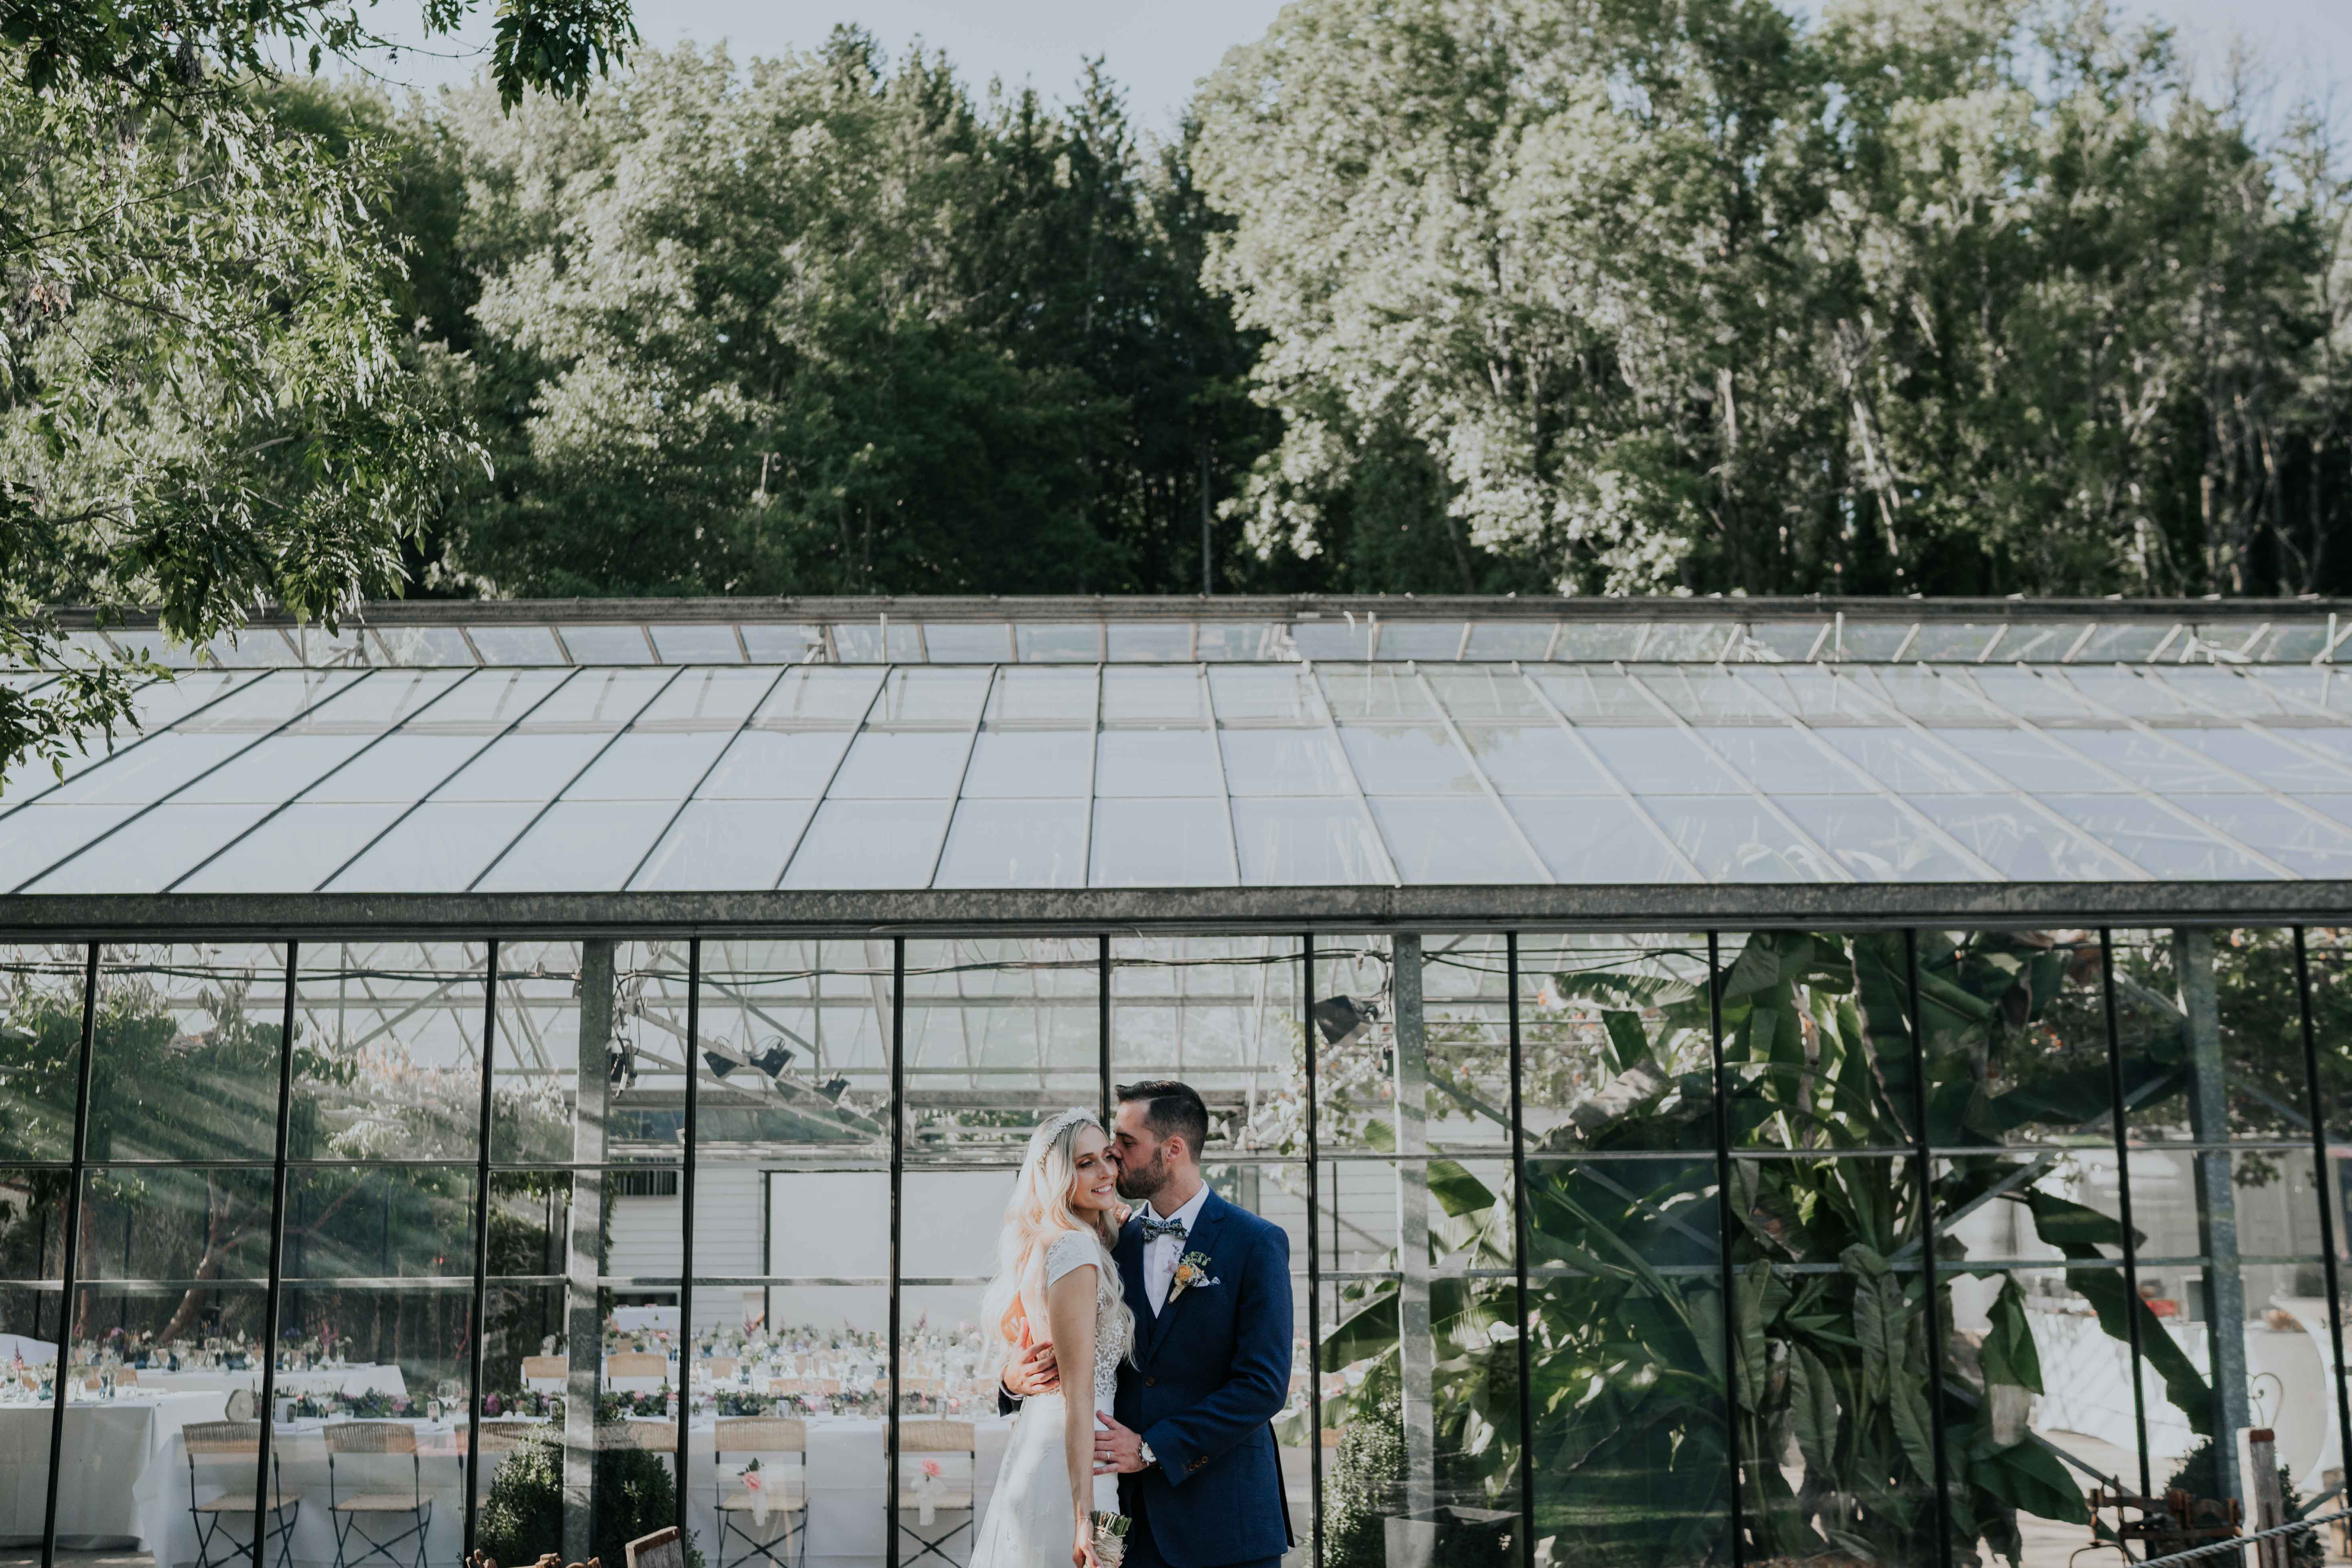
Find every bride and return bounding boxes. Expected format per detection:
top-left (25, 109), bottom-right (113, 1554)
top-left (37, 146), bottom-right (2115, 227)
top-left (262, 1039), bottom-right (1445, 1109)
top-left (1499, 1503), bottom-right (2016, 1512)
top-left (969, 1109), bottom-right (1134, 1568)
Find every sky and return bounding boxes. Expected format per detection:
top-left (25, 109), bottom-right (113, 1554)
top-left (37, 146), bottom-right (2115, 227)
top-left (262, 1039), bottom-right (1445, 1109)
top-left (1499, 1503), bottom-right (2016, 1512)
top-left (360, 0), bottom-right (2352, 138)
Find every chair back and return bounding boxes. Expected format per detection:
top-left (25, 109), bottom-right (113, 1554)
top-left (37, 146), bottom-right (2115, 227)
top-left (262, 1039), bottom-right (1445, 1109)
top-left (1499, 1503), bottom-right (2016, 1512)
top-left (326, 1421), bottom-right (419, 1455)
top-left (702, 1357), bottom-right (738, 1382)
top-left (607, 1353), bottom-right (668, 1378)
top-left (625, 1527), bottom-right (685, 1568)
top-left (184, 1420), bottom-right (262, 1457)
top-left (714, 1417), bottom-right (806, 1456)
top-left (465, 1421), bottom-right (549, 1455)
top-left (613, 1418), bottom-right (677, 1451)
top-left (898, 1418), bottom-right (975, 1455)
top-left (522, 1355), bottom-right (568, 1382)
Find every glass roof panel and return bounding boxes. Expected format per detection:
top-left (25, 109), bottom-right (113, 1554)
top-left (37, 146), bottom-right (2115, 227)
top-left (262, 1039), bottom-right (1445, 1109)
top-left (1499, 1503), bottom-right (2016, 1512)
top-left (204, 629), bottom-right (300, 667)
top-left (985, 666), bottom-right (1097, 724)
top-left (1105, 623), bottom-right (1193, 662)
top-left (1459, 724), bottom-right (1616, 793)
top-left (1843, 668), bottom-right (2008, 725)
top-left (470, 626), bottom-right (563, 664)
top-left (1927, 728), bottom-right (2121, 792)
top-left (635, 666), bottom-right (773, 724)
top-left (870, 667), bottom-right (991, 725)
top-left (1637, 669), bottom-right (1785, 723)
top-left (2237, 666), bottom-right (2352, 716)
top-left (962, 730), bottom-right (1091, 797)
top-left (749, 666), bottom-right (885, 727)
top-left (1962, 667), bottom-right (2106, 724)
top-left (1015, 623), bottom-right (1103, 662)
top-left (692, 729), bottom-right (852, 799)
top-left (176, 733), bottom-right (376, 804)
top-left (917, 625), bottom-right (1011, 663)
top-left (2166, 796), bottom-right (2352, 877)
top-left (1230, 798), bottom-right (1386, 884)
top-left (1219, 729), bottom-right (1356, 796)
top-left (782, 799), bottom-right (950, 887)
top-left (1338, 726), bottom-right (1482, 794)
top-left (0, 803), bottom-right (144, 887)
top-left (1833, 623), bottom-right (1913, 661)
top-left (1366, 795), bottom-right (1541, 882)
top-left (1319, 665), bottom-right (1438, 721)
top-left (2156, 728), bottom-right (2352, 790)
top-left (1102, 667), bottom-right (1208, 725)
top-left (476, 800), bottom-right (682, 890)
top-left (935, 799), bottom-right (1088, 887)
top-left (372, 626), bottom-right (476, 666)
top-left (2035, 795), bottom-right (2281, 879)
top-left (830, 730), bottom-right (975, 798)
top-left (2056, 730), bottom-right (2245, 793)
top-left (1096, 730), bottom-right (1223, 797)
top-left (1194, 622), bottom-right (1282, 661)
top-left (1463, 623), bottom-right (1553, 660)
top-left (1906, 795), bottom-right (2128, 880)
top-left (1551, 623), bottom-right (1647, 660)
top-left (302, 733), bottom-right (496, 803)
top-left (736, 624), bottom-right (827, 661)
top-left (1422, 667), bottom-right (1548, 720)
top-left (175, 801), bottom-right (410, 892)
top-left (1638, 623), bottom-right (1731, 661)
top-left (1374, 622), bottom-right (1467, 660)
top-left (1695, 726), bottom-right (1874, 794)
top-left (433, 731), bottom-right (609, 801)
top-left (1642, 797), bottom-right (1840, 882)
top-left (1208, 666), bottom-right (1320, 722)
top-left (1737, 667), bottom-right (1883, 725)
top-left (629, 799), bottom-right (815, 890)
top-left (1504, 797), bottom-right (1694, 881)
top-left (1909, 624), bottom-right (2003, 661)
top-left (562, 730), bottom-right (735, 799)
top-left (1290, 622), bottom-right (1375, 662)
top-left (1810, 728), bottom-right (2000, 793)
top-left (642, 625), bottom-right (736, 664)
top-left (523, 666), bottom-right (671, 726)
top-left (1740, 622), bottom-right (1828, 660)
top-left (2073, 623), bottom-right (2177, 663)
top-left (1528, 669), bottom-right (1657, 723)
top-left (323, 801), bottom-right (542, 890)
top-left (1091, 798), bottom-right (1236, 886)
top-left (2256, 625), bottom-right (2329, 662)
top-left (1984, 623), bottom-right (2077, 662)
top-left (1771, 795), bottom-right (1978, 881)
top-left (27, 802), bottom-right (277, 893)
top-left (38, 731), bottom-right (269, 806)
top-left (1579, 728), bottom-right (1744, 793)
top-left (832, 622), bottom-right (923, 662)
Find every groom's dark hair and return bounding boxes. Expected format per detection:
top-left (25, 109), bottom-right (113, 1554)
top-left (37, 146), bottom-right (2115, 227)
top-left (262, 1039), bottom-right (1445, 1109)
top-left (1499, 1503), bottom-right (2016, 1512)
top-left (1117, 1079), bottom-right (1210, 1158)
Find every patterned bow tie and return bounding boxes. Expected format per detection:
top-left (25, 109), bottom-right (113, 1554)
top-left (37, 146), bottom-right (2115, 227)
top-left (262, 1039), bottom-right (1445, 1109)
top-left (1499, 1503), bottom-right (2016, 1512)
top-left (1138, 1214), bottom-right (1188, 1243)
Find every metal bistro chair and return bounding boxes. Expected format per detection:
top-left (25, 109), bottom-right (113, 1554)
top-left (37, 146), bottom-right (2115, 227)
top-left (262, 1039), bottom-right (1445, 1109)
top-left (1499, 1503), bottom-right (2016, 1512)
top-left (714, 1417), bottom-right (808, 1568)
top-left (895, 1419), bottom-right (977, 1568)
top-left (325, 1421), bottom-right (433, 1568)
top-left (626, 1526), bottom-right (688, 1568)
top-left (521, 1355), bottom-right (568, 1395)
top-left (183, 1420), bottom-right (301, 1568)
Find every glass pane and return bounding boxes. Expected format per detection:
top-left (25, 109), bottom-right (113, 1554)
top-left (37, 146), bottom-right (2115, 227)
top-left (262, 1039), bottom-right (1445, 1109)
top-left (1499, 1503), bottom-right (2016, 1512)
top-left (1095, 730), bottom-right (1223, 797)
top-left (781, 799), bottom-right (951, 888)
top-left (1089, 799), bottom-right (1237, 887)
top-left (934, 801), bottom-right (1088, 888)
top-left (1505, 798), bottom-right (1694, 882)
top-left (1516, 934), bottom-right (1714, 1153)
top-left (2113, 929), bottom-right (2311, 1143)
top-left (1365, 796), bottom-right (1542, 883)
top-left (91, 945), bottom-right (288, 1163)
top-left (1232, 799), bottom-right (1386, 884)
top-left (961, 730), bottom-right (1091, 798)
top-left (632, 800), bottom-right (818, 891)
top-left (905, 937), bottom-right (1097, 1161)
top-left (0, 945), bottom-right (91, 1162)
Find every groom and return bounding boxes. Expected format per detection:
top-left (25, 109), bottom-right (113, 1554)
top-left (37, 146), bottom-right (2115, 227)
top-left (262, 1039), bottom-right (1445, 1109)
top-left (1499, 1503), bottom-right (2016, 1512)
top-left (1002, 1080), bottom-right (1294, 1568)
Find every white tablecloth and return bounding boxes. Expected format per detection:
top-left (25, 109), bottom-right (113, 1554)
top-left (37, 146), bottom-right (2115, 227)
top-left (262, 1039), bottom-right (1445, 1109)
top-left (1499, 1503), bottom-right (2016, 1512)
top-left (133, 1364), bottom-right (408, 1400)
top-left (0, 1390), bottom-right (229, 1548)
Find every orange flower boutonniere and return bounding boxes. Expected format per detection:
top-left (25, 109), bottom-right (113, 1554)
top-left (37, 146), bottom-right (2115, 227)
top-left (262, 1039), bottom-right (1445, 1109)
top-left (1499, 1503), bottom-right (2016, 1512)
top-left (1169, 1251), bottom-right (1215, 1303)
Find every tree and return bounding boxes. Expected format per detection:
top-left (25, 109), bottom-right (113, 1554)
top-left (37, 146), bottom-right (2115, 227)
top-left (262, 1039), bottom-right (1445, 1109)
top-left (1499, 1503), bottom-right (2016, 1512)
top-left (0, 0), bottom-right (641, 793)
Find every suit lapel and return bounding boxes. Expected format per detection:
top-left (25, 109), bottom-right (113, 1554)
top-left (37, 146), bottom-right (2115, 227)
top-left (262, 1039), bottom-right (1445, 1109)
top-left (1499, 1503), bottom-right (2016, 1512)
top-left (1116, 1214), bottom-right (1152, 1330)
top-left (1142, 1190), bottom-right (1229, 1362)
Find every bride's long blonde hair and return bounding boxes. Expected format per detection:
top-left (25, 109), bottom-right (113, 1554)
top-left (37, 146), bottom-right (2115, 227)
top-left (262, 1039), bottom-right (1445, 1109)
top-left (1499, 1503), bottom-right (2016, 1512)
top-left (979, 1109), bottom-right (1134, 1378)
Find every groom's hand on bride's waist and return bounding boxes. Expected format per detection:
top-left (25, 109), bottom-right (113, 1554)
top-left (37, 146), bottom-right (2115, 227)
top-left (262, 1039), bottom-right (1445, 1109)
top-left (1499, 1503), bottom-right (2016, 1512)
top-left (1091, 1411), bottom-right (1148, 1475)
top-left (1001, 1339), bottom-right (1060, 1400)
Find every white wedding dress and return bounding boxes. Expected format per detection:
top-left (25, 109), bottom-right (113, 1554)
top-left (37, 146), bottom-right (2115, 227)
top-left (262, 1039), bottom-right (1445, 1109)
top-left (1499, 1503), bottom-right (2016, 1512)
top-left (969, 1228), bottom-right (1130, 1567)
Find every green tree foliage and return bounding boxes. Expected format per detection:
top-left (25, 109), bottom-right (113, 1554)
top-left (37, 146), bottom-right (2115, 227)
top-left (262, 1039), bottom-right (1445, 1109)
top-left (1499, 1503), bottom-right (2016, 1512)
top-left (1194, 0), bottom-right (2352, 597)
top-left (414, 32), bottom-right (1268, 597)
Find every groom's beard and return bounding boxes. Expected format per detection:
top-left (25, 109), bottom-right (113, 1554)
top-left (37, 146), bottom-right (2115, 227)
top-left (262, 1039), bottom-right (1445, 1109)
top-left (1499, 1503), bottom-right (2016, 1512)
top-left (1116, 1149), bottom-right (1167, 1204)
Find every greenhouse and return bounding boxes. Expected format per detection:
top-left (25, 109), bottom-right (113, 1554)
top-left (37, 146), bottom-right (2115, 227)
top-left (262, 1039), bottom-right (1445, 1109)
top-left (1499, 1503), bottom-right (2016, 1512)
top-left (8, 594), bottom-right (2352, 1568)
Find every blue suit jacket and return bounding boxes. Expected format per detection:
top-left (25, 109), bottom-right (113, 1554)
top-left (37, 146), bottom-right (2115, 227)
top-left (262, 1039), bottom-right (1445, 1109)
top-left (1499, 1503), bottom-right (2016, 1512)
top-left (1113, 1191), bottom-right (1294, 1568)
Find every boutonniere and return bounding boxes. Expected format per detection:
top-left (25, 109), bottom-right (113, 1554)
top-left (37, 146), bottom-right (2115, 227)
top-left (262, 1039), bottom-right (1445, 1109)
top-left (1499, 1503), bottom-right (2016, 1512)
top-left (1168, 1251), bottom-right (1215, 1303)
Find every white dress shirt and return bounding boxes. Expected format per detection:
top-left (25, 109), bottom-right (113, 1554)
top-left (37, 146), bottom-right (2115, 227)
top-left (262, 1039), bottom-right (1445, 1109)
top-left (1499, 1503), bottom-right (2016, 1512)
top-left (1140, 1183), bottom-right (1211, 1315)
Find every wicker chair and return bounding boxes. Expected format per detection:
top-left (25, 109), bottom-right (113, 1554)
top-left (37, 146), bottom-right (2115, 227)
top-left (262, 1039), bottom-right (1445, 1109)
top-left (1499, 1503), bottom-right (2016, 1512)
top-left (521, 1355), bottom-right (569, 1394)
top-left (895, 1419), bottom-right (977, 1568)
top-left (626, 1526), bottom-right (687, 1568)
top-left (606, 1352), bottom-right (668, 1390)
top-left (713, 1417), bottom-right (806, 1568)
top-left (325, 1421), bottom-right (433, 1568)
top-left (182, 1420), bottom-right (300, 1568)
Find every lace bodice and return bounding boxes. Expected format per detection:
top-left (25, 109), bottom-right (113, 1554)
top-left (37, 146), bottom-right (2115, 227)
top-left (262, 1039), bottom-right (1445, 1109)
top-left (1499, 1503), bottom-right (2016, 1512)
top-left (1039, 1228), bottom-right (1131, 1406)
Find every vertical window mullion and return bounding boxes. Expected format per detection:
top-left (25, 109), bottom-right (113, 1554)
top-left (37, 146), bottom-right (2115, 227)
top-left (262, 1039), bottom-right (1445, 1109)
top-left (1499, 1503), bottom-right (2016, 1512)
top-left (2099, 929), bottom-right (2154, 1497)
top-left (1704, 932), bottom-right (1747, 1568)
top-left (1506, 935), bottom-right (1534, 1568)
top-left (464, 941), bottom-right (500, 1560)
top-left (1902, 931), bottom-right (1954, 1568)
top-left (250, 942), bottom-right (301, 1551)
top-left (887, 937), bottom-right (905, 1568)
top-left (1098, 936), bottom-right (1112, 1126)
top-left (40, 944), bottom-right (101, 1568)
top-left (2294, 928), bottom-right (2352, 1506)
top-left (1303, 933), bottom-right (1323, 1568)
top-left (676, 939), bottom-right (701, 1534)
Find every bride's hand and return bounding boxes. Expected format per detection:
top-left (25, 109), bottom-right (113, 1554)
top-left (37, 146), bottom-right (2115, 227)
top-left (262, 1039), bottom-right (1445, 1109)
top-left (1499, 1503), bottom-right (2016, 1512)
top-left (1071, 1519), bottom-right (1099, 1568)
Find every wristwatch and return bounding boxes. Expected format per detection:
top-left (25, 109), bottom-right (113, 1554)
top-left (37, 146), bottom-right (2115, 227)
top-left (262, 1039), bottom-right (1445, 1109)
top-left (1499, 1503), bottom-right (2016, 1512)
top-left (1138, 1439), bottom-right (1156, 1468)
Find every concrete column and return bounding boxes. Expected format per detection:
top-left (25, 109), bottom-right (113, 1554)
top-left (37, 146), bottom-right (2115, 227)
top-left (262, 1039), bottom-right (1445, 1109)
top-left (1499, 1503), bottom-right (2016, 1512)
top-left (2178, 928), bottom-right (2248, 1499)
top-left (1392, 934), bottom-right (1435, 1518)
top-left (565, 939), bottom-right (616, 1562)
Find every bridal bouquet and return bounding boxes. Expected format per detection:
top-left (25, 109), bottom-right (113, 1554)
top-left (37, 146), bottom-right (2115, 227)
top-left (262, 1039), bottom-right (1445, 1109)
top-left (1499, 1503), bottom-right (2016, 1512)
top-left (1091, 1512), bottom-right (1132, 1567)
